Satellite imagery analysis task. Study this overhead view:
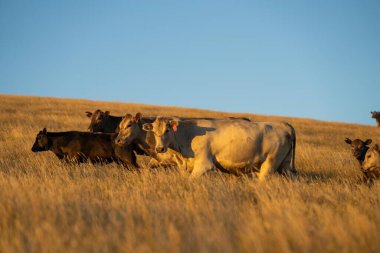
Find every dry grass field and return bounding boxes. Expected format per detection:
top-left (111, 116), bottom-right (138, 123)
top-left (0, 94), bottom-right (379, 253)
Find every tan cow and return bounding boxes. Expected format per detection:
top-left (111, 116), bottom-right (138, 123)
top-left (115, 113), bottom-right (252, 170)
top-left (115, 113), bottom-right (182, 168)
top-left (140, 117), bottom-right (297, 180)
top-left (362, 144), bottom-right (380, 182)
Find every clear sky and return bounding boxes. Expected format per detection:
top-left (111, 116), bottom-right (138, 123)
top-left (1, 0), bottom-right (379, 125)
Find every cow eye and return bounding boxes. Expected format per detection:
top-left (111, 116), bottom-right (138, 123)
top-left (368, 155), bottom-right (371, 158)
top-left (165, 129), bottom-right (169, 133)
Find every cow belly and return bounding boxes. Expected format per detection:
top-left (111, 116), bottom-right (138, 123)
top-left (208, 137), bottom-right (265, 172)
top-left (215, 153), bottom-right (263, 172)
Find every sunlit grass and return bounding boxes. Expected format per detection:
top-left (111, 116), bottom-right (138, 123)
top-left (0, 94), bottom-right (379, 253)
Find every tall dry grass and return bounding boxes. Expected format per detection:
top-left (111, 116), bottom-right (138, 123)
top-left (0, 94), bottom-right (379, 253)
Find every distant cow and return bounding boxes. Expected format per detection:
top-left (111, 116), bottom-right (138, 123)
top-left (118, 116), bottom-right (297, 180)
top-left (362, 144), bottom-right (380, 183)
top-left (31, 128), bottom-right (138, 167)
top-left (344, 138), bottom-right (375, 184)
top-left (86, 110), bottom-right (123, 133)
top-left (371, 111), bottom-right (380, 127)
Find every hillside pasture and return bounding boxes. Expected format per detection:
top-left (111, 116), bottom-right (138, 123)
top-left (0, 94), bottom-right (379, 253)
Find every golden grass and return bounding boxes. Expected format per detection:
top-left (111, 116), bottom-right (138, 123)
top-left (0, 94), bottom-right (379, 253)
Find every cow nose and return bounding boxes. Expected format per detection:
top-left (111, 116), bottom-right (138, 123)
top-left (156, 146), bottom-right (165, 153)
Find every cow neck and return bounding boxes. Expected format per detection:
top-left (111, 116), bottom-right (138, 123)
top-left (171, 130), bottom-right (182, 155)
top-left (46, 133), bottom-right (59, 152)
top-left (356, 146), bottom-right (369, 165)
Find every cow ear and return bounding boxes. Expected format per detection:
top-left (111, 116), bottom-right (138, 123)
top-left (43, 128), bottom-right (47, 134)
top-left (169, 120), bottom-right (179, 132)
top-left (123, 114), bottom-right (132, 119)
top-left (135, 112), bottom-right (142, 121)
top-left (86, 111), bottom-right (93, 118)
top-left (344, 138), bottom-right (352, 144)
top-left (374, 144), bottom-right (379, 151)
top-left (143, 123), bottom-right (153, 132)
top-left (365, 139), bottom-right (372, 145)
top-left (104, 111), bottom-right (110, 116)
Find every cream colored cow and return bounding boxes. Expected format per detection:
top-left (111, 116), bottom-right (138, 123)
top-left (142, 117), bottom-right (297, 180)
top-left (362, 144), bottom-right (380, 182)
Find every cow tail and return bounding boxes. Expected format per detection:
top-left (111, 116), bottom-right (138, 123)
top-left (292, 132), bottom-right (296, 173)
top-left (286, 123), bottom-right (297, 174)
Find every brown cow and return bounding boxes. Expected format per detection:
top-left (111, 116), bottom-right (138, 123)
top-left (371, 111), bottom-right (380, 127)
top-left (344, 138), bottom-right (372, 164)
top-left (344, 138), bottom-right (375, 185)
top-left (362, 144), bottom-right (380, 184)
top-left (31, 128), bottom-right (138, 167)
top-left (86, 110), bottom-right (123, 133)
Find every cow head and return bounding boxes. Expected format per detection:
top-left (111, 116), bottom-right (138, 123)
top-left (344, 138), bottom-right (372, 163)
top-left (371, 111), bottom-right (379, 119)
top-left (362, 144), bottom-right (380, 170)
top-left (86, 109), bottom-right (110, 132)
top-left (142, 117), bottom-right (179, 153)
top-left (115, 112), bottom-right (143, 145)
top-left (31, 128), bottom-right (50, 152)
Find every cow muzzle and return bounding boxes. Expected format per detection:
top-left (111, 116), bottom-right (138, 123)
top-left (155, 146), bottom-right (167, 153)
top-left (115, 138), bottom-right (126, 145)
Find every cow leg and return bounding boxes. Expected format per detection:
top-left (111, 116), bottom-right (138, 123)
top-left (278, 148), bottom-right (298, 179)
top-left (190, 155), bottom-right (215, 179)
top-left (258, 155), bottom-right (283, 181)
top-left (115, 146), bottom-right (139, 168)
top-left (148, 158), bottom-right (161, 168)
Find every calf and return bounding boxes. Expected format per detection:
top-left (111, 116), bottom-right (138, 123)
top-left (31, 128), bottom-right (138, 167)
top-left (362, 144), bottom-right (380, 183)
top-left (344, 138), bottom-right (372, 164)
top-left (344, 138), bottom-right (379, 185)
top-left (371, 111), bottom-right (380, 127)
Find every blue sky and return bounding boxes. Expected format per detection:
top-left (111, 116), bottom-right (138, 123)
top-left (1, 0), bottom-right (379, 125)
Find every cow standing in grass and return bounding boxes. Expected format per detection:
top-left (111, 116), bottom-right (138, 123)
top-left (371, 111), bottom-right (380, 127)
top-left (362, 144), bottom-right (380, 182)
top-left (117, 115), bottom-right (297, 180)
top-left (344, 138), bottom-right (375, 184)
top-left (115, 113), bottom-right (195, 169)
top-left (86, 110), bottom-right (123, 133)
top-left (31, 128), bottom-right (138, 167)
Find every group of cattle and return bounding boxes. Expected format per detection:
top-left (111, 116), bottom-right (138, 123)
top-left (32, 109), bottom-right (297, 180)
top-left (31, 109), bottom-right (380, 182)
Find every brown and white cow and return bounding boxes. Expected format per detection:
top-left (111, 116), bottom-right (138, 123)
top-left (362, 144), bottom-right (380, 183)
top-left (371, 111), bottom-right (380, 127)
top-left (32, 128), bottom-right (138, 167)
top-left (132, 117), bottom-right (297, 180)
